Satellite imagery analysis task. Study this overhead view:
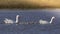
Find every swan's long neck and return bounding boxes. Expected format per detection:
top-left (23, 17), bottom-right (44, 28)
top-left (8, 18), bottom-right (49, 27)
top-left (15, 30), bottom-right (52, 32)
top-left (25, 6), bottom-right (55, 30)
top-left (16, 15), bottom-right (19, 23)
top-left (49, 16), bottom-right (55, 23)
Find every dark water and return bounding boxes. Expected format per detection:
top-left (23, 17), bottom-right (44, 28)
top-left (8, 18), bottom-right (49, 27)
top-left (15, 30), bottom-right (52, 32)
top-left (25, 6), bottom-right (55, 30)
top-left (0, 9), bottom-right (60, 34)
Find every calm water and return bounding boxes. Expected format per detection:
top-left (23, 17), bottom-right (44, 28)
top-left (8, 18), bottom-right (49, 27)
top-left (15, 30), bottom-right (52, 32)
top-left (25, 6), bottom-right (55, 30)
top-left (0, 9), bottom-right (60, 34)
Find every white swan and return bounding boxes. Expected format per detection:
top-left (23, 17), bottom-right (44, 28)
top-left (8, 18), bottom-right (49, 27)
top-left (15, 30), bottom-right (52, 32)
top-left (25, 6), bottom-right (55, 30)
top-left (39, 16), bottom-right (55, 24)
top-left (4, 15), bottom-right (19, 24)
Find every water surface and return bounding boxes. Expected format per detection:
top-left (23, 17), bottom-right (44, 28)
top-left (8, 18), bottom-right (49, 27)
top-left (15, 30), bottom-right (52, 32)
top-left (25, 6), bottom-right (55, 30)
top-left (0, 9), bottom-right (60, 34)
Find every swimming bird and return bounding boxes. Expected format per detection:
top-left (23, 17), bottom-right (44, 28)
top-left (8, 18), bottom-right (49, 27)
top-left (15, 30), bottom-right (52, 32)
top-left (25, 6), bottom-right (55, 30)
top-left (39, 16), bottom-right (55, 24)
top-left (4, 15), bottom-right (19, 24)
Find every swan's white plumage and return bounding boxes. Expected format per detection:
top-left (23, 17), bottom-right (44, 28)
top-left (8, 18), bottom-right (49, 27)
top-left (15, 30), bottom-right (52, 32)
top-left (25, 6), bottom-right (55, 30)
top-left (39, 16), bottom-right (55, 24)
top-left (4, 15), bottom-right (19, 24)
top-left (4, 18), bottom-right (14, 24)
top-left (15, 15), bottom-right (19, 23)
top-left (49, 16), bottom-right (55, 23)
top-left (39, 20), bottom-right (49, 24)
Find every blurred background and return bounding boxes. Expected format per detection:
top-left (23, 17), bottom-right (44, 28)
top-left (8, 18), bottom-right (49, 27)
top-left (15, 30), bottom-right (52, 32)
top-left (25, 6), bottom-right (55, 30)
top-left (0, 0), bottom-right (60, 9)
top-left (0, 0), bottom-right (60, 34)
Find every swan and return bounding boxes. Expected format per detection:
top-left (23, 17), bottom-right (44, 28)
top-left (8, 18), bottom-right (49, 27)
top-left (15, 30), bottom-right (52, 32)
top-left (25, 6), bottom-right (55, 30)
top-left (39, 16), bottom-right (55, 24)
top-left (4, 15), bottom-right (19, 24)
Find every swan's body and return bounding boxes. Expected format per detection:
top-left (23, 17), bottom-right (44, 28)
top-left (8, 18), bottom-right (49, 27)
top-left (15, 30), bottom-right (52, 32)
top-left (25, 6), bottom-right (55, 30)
top-left (39, 16), bottom-right (55, 24)
top-left (4, 15), bottom-right (19, 24)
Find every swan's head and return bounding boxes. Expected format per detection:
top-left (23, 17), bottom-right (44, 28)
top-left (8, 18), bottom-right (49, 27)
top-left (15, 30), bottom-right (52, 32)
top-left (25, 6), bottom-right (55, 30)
top-left (16, 15), bottom-right (19, 18)
top-left (52, 16), bottom-right (55, 19)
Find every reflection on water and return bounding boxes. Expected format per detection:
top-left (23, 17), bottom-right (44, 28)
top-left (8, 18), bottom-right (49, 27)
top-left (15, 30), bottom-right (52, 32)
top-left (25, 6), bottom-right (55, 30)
top-left (0, 9), bottom-right (60, 34)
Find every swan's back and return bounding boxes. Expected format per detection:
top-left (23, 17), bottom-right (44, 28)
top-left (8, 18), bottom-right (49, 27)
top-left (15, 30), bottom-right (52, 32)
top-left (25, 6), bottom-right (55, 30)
top-left (39, 20), bottom-right (48, 24)
top-left (4, 18), bottom-right (14, 24)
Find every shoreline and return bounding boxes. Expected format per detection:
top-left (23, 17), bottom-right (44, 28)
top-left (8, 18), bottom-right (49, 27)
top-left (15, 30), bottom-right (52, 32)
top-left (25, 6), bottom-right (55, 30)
top-left (0, 0), bottom-right (60, 9)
